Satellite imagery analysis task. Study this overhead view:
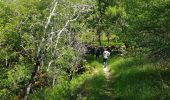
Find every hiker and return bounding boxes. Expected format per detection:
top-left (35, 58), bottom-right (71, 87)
top-left (103, 48), bottom-right (110, 68)
top-left (95, 47), bottom-right (100, 60)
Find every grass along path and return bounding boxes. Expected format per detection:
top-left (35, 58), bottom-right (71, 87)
top-left (108, 56), bottom-right (170, 100)
top-left (81, 55), bottom-right (170, 100)
top-left (28, 55), bottom-right (170, 100)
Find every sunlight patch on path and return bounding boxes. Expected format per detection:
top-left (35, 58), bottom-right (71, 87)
top-left (103, 67), bottom-right (111, 80)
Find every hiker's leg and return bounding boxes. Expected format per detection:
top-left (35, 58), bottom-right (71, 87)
top-left (103, 59), bottom-right (107, 68)
top-left (104, 61), bottom-right (106, 68)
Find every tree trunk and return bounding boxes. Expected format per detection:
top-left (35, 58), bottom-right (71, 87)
top-left (107, 35), bottom-right (110, 45)
top-left (97, 29), bottom-right (102, 46)
top-left (52, 76), bottom-right (56, 87)
top-left (21, 55), bottom-right (41, 100)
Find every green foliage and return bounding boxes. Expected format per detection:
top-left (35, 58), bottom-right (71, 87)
top-left (7, 65), bottom-right (29, 89)
top-left (87, 0), bottom-right (170, 59)
top-left (0, 0), bottom-right (170, 99)
top-left (1, 0), bottom-right (96, 98)
top-left (28, 69), bottom-right (93, 100)
top-left (119, 0), bottom-right (170, 58)
top-left (83, 0), bottom-right (127, 46)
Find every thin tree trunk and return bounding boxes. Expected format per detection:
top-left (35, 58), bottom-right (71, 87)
top-left (52, 76), bottom-right (56, 87)
top-left (97, 29), bottom-right (101, 46)
top-left (22, 56), bottom-right (41, 100)
top-left (106, 31), bottom-right (110, 46)
top-left (107, 35), bottom-right (110, 45)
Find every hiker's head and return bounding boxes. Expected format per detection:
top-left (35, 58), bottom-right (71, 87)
top-left (104, 48), bottom-right (107, 51)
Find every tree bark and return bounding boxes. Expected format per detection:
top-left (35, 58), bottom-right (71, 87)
top-left (97, 29), bottom-right (102, 46)
top-left (22, 55), bottom-right (41, 100)
top-left (107, 36), bottom-right (110, 45)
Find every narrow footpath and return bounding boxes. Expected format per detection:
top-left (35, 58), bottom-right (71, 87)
top-left (80, 56), bottom-right (116, 100)
top-left (101, 67), bottom-right (115, 100)
top-left (103, 67), bottom-right (111, 81)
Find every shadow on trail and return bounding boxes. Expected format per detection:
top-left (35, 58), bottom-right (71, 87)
top-left (77, 73), bottom-right (115, 100)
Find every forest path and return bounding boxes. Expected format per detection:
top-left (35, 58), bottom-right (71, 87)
top-left (100, 66), bottom-right (115, 100)
top-left (81, 56), bottom-right (116, 100)
top-left (103, 67), bottom-right (111, 81)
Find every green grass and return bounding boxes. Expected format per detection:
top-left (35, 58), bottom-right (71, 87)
top-left (28, 71), bottom-right (94, 100)
top-left (28, 55), bottom-right (103, 100)
top-left (78, 55), bottom-right (170, 100)
top-left (108, 56), bottom-right (170, 100)
top-left (28, 55), bottom-right (170, 100)
top-left (76, 55), bottom-right (115, 100)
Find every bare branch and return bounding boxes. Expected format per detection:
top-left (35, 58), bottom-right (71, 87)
top-left (54, 11), bottom-right (79, 49)
top-left (45, 0), bottom-right (59, 29)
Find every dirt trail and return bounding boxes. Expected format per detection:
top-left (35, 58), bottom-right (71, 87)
top-left (102, 66), bottom-right (115, 99)
top-left (103, 67), bottom-right (111, 81)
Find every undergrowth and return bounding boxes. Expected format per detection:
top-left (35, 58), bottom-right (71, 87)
top-left (28, 55), bottom-right (170, 100)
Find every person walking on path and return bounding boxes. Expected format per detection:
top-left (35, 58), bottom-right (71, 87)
top-left (95, 47), bottom-right (100, 60)
top-left (103, 48), bottom-right (110, 68)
